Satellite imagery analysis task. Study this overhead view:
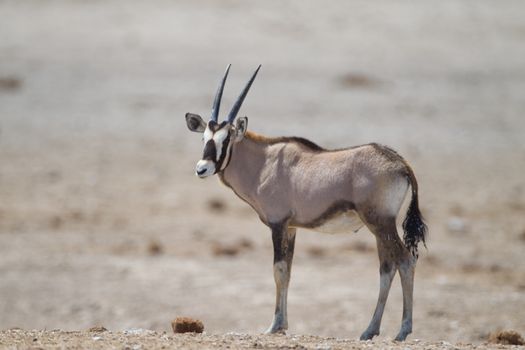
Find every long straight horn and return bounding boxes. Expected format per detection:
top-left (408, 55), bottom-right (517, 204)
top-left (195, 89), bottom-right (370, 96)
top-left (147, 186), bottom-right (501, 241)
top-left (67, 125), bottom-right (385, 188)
top-left (227, 65), bottom-right (261, 124)
top-left (210, 64), bottom-right (231, 122)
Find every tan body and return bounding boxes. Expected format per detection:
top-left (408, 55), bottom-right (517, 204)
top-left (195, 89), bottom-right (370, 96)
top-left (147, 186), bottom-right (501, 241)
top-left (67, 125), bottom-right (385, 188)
top-left (221, 132), bottom-right (409, 230)
top-left (217, 131), bottom-right (424, 340)
top-left (185, 65), bottom-right (427, 341)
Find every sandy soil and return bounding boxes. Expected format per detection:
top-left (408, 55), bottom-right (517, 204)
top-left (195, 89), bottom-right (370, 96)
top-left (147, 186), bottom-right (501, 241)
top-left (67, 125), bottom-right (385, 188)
top-left (1, 0), bottom-right (525, 349)
top-left (1, 330), bottom-right (521, 350)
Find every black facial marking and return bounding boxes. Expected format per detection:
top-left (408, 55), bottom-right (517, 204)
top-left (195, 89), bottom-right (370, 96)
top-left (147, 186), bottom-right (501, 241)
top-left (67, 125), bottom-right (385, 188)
top-left (202, 139), bottom-right (216, 161)
top-left (208, 120), bottom-right (229, 132)
top-left (222, 145), bottom-right (234, 170)
top-left (216, 132), bottom-right (231, 171)
top-left (202, 122), bottom-right (235, 174)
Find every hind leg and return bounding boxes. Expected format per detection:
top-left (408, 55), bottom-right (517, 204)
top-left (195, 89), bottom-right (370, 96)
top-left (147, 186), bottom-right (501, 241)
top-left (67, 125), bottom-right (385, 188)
top-left (395, 253), bottom-right (417, 341)
top-left (360, 218), bottom-right (404, 340)
top-left (360, 236), bottom-right (396, 340)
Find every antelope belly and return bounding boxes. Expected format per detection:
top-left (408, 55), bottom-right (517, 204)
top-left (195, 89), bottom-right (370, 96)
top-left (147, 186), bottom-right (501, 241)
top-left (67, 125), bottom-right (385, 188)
top-left (311, 210), bottom-right (364, 234)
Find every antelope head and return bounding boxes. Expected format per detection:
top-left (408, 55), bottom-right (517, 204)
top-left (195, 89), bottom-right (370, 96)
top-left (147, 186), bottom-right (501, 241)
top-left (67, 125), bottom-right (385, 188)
top-left (185, 64), bottom-right (261, 178)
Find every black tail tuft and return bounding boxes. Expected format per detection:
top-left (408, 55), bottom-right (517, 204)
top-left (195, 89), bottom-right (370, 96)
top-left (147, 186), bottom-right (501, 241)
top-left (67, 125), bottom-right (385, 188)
top-left (402, 189), bottom-right (427, 259)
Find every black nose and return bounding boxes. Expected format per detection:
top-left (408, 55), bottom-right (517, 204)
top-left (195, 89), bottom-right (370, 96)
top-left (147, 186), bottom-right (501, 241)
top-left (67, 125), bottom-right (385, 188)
top-left (197, 168), bottom-right (206, 175)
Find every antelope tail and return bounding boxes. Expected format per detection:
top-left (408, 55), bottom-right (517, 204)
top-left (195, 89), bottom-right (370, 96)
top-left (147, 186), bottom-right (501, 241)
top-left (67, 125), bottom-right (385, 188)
top-left (402, 165), bottom-right (428, 258)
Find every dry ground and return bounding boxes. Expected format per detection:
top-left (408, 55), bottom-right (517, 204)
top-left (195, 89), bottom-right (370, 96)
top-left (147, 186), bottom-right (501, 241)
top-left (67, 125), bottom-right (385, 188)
top-left (1, 330), bottom-right (523, 350)
top-left (1, 1), bottom-right (525, 349)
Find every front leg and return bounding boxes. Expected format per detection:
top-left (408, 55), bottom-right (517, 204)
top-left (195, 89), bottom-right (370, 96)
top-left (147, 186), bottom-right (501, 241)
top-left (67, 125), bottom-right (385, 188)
top-left (265, 224), bottom-right (296, 334)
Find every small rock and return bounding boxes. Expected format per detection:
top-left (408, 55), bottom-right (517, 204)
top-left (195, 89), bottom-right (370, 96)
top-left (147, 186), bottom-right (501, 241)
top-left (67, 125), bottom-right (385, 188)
top-left (315, 344), bottom-right (332, 350)
top-left (124, 328), bottom-right (155, 335)
top-left (446, 216), bottom-right (469, 233)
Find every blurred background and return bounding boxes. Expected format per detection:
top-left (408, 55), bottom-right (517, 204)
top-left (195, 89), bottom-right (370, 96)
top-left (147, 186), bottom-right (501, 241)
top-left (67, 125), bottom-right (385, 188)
top-left (0, 0), bottom-right (524, 343)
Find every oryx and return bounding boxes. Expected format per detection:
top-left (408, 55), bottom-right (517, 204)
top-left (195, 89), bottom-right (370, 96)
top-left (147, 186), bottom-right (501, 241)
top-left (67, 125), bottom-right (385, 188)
top-left (184, 65), bottom-right (427, 341)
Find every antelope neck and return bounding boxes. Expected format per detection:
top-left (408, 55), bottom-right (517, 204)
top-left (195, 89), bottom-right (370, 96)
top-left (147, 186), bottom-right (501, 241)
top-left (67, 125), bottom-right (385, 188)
top-left (219, 133), bottom-right (268, 202)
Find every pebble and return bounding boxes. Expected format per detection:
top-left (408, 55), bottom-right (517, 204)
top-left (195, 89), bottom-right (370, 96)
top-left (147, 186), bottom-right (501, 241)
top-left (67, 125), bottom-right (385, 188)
top-left (447, 216), bottom-right (469, 233)
top-left (123, 328), bottom-right (155, 336)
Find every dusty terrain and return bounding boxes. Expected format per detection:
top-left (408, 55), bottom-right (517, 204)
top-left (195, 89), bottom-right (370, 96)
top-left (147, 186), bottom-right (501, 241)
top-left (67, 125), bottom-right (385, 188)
top-left (1, 0), bottom-right (525, 349)
top-left (1, 330), bottom-right (523, 350)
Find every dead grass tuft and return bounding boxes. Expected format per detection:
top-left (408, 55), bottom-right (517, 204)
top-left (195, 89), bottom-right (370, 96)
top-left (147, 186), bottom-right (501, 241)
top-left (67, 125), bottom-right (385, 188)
top-left (306, 246), bottom-right (326, 258)
top-left (237, 238), bottom-right (254, 250)
top-left (427, 309), bottom-right (447, 318)
top-left (424, 254), bottom-right (441, 266)
top-left (88, 325), bottom-right (107, 333)
top-left (171, 317), bottom-right (204, 334)
top-left (207, 198), bottom-right (227, 213)
top-left (340, 241), bottom-right (374, 253)
top-left (49, 215), bottom-right (63, 230)
top-left (488, 330), bottom-right (524, 345)
top-left (448, 204), bottom-right (464, 216)
top-left (212, 238), bottom-right (254, 257)
top-left (68, 210), bottom-right (84, 222)
top-left (0, 76), bottom-right (22, 91)
top-left (212, 243), bottom-right (240, 257)
top-left (461, 263), bottom-right (483, 273)
top-left (147, 240), bottom-right (164, 256)
top-left (338, 72), bottom-right (378, 89)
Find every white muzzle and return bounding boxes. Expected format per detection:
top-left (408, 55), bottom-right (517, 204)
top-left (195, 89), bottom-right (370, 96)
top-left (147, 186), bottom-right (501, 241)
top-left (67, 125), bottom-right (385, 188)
top-left (195, 160), bottom-right (216, 178)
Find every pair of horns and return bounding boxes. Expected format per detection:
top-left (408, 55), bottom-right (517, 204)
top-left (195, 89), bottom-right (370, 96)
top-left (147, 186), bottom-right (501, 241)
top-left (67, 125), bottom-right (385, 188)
top-left (210, 64), bottom-right (261, 124)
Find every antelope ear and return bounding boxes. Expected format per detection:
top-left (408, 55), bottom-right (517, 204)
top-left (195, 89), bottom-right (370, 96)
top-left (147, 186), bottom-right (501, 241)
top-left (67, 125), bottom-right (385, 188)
top-left (185, 113), bottom-right (206, 133)
top-left (234, 116), bottom-right (248, 142)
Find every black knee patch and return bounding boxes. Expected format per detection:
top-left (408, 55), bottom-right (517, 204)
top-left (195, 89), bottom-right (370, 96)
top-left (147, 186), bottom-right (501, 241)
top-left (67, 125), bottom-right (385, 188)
top-left (270, 222), bottom-right (285, 263)
top-left (380, 261), bottom-right (393, 274)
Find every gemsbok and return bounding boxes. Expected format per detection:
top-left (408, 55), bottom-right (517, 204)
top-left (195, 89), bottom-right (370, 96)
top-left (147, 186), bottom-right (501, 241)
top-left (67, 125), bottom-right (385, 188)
top-left (184, 65), bottom-right (427, 341)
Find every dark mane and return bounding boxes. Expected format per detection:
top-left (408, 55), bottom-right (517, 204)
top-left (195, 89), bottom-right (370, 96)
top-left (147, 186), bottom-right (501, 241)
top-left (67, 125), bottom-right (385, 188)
top-left (245, 131), bottom-right (325, 152)
top-left (244, 131), bottom-right (401, 155)
top-left (275, 136), bottom-right (326, 151)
